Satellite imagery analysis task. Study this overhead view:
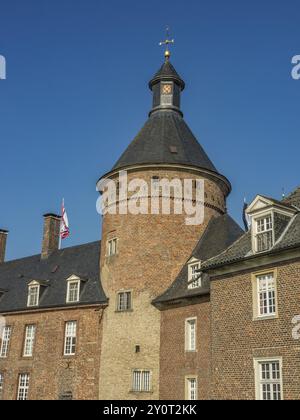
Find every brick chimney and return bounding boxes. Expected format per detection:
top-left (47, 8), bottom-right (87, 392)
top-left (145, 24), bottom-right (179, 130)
top-left (0, 229), bottom-right (8, 264)
top-left (41, 214), bottom-right (61, 259)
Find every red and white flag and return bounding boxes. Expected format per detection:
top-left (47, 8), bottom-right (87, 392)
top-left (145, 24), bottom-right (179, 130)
top-left (60, 199), bottom-right (70, 240)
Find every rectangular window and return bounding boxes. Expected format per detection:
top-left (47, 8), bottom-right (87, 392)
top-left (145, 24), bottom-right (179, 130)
top-left (185, 318), bottom-right (197, 351)
top-left (0, 326), bottom-right (12, 358)
top-left (0, 372), bottom-right (3, 400)
top-left (27, 285), bottom-right (40, 307)
top-left (186, 377), bottom-right (197, 400)
top-left (107, 238), bottom-right (118, 257)
top-left (17, 374), bottom-right (30, 400)
top-left (64, 321), bottom-right (77, 356)
top-left (132, 370), bottom-right (151, 392)
top-left (256, 215), bottom-right (273, 252)
top-left (255, 359), bottom-right (283, 400)
top-left (257, 273), bottom-right (276, 317)
top-left (67, 281), bottom-right (80, 303)
top-left (188, 262), bottom-right (201, 289)
top-left (117, 291), bottom-right (132, 312)
top-left (23, 325), bottom-right (36, 357)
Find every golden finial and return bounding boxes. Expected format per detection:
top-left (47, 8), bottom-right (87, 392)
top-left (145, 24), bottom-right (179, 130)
top-left (159, 26), bottom-right (174, 61)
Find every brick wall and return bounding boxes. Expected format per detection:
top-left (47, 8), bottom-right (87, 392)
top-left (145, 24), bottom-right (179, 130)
top-left (159, 298), bottom-right (211, 400)
top-left (98, 167), bottom-right (226, 399)
top-left (0, 306), bottom-right (104, 400)
top-left (210, 260), bottom-right (300, 400)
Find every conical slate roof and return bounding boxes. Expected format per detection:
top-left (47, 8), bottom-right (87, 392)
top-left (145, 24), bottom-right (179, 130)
top-left (149, 60), bottom-right (185, 89)
top-left (112, 111), bottom-right (218, 173)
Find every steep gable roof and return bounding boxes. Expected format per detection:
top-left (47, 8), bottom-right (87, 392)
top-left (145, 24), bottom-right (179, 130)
top-left (153, 214), bottom-right (244, 305)
top-left (0, 241), bottom-right (107, 313)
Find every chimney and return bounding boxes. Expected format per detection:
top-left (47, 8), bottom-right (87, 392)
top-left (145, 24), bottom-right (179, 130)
top-left (0, 229), bottom-right (8, 264)
top-left (41, 214), bottom-right (61, 259)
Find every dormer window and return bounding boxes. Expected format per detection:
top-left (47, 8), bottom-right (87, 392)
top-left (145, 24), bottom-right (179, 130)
top-left (255, 215), bottom-right (274, 252)
top-left (66, 276), bottom-right (81, 303)
top-left (27, 284), bottom-right (40, 307)
top-left (188, 261), bottom-right (201, 289)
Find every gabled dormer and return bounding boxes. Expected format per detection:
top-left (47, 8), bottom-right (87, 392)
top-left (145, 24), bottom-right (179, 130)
top-left (66, 274), bottom-right (87, 304)
top-left (27, 280), bottom-right (48, 307)
top-left (187, 257), bottom-right (202, 290)
top-left (246, 195), bottom-right (297, 254)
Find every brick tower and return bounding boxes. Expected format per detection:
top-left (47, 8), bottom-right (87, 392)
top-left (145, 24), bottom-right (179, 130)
top-left (97, 50), bottom-right (231, 399)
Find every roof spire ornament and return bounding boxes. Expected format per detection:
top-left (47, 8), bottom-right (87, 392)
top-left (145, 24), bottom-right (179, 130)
top-left (159, 26), bottom-right (174, 61)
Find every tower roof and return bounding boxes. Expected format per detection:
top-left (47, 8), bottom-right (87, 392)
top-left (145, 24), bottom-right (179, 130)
top-left (149, 60), bottom-right (185, 90)
top-left (112, 110), bottom-right (217, 173)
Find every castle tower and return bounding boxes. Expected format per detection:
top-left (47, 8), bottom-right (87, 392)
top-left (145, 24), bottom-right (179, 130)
top-left (97, 50), bottom-right (231, 399)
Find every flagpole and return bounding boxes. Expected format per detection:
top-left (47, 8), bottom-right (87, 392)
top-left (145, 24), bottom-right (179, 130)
top-left (58, 198), bottom-right (63, 250)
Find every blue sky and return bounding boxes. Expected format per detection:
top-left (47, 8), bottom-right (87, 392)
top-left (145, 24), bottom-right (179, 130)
top-left (0, 0), bottom-right (299, 260)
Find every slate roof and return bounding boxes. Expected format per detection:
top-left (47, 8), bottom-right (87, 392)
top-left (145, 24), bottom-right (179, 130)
top-left (153, 214), bottom-right (244, 304)
top-left (0, 241), bottom-right (107, 313)
top-left (149, 60), bottom-right (185, 89)
top-left (283, 186), bottom-right (300, 209)
top-left (202, 187), bottom-right (300, 270)
top-left (112, 111), bottom-right (219, 173)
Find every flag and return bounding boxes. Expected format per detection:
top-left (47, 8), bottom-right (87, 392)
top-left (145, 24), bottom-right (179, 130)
top-left (60, 199), bottom-right (70, 240)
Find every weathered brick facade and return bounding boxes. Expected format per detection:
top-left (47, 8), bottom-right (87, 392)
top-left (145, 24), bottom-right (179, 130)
top-left (0, 306), bottom-right (104, 400)
top-left (159, 298), bottom-right (211, 400)
top-left (209, 259), bottom-right (300, 400)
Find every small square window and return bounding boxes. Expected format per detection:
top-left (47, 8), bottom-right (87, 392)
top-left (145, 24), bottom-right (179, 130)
top-left (132, 370), bottom-right (151, 392)
top-left (117, 291), bottom-right (132, 312)
top-left (107, 238), bottom-right (118, 257)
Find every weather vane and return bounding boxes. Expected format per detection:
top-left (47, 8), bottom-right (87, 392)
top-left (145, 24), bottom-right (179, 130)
top-left (159, 26), bottom-right (174, 61)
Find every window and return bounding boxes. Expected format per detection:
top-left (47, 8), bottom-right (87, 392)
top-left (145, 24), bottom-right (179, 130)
top-left (132, 370), bottom-right (151, 392)
top-left (64, 321), bottom-right (77, 356)
top-left (186, 377), bottom-right (197, 400)
top-left (188, 262), bottom-right (201, 289)
top-left (255, 215), bottom-right (273, 252)
top-left (257, 273), bottom-right (276, 317)
top-left (0, 372), bottom-right (3, 400)
top-left (117, 291), bottom-right (132, 312)
top-left (185, 318), bottom-right (197, 351)
top-left (23, 325), bottom-right (36, 357)
top-left (17, 374), bottom-right (30, 400)
top-left (66, 280), bottom-right (80, 303)
top-left (255, 359), bottom-right (283, 400)
top-left (107, 238), bottom-right (118, 257)
top-left (27, 285), bottom-right (40, 307)
top-left (0, 326), bottom-right (12, 358)
top-left (161, 82), bottom-right (173, 106)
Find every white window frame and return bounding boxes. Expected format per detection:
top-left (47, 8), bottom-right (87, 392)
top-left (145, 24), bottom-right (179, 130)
top-left (23, 325), bottom-right (36, 358)
top-left (117, 291), bottom-right (132, 312)
top-left (107, 238), bottom-right (118, 257)
top-left (64, 321), bottom-right (77, 356)
top-left (252, 270), bottom-right (278, 320)
top-left (254, 214), bottom-right (274, 253)
top-left (27, 284), bottom-right (40, 307)
top-left (66, 279), bottom-right (80, 303)
top-left (132, 369), bottom-right (152, 392)
top-left (0, 372), bottom-right (3, 400)
top-left (254, 357), bottom-right (283, 400)
top-left (185, 376), bottom-right (198, 400)
top-left (0, 325), bottom-right (12, 358)
top-left (185, 318), bottom-right (197, 352)
top-left (188, 261), bottom-right (201, 289)
top-left (17, 373), bottom-right (30, 400)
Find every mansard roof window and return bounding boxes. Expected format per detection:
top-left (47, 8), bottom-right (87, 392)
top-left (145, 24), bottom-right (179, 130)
top-left (27, 283), bottom-right (40, 307)
top-left (255, 215), bottom-right (274, 253)
top-left (188, 260), bottom-right (202, 289)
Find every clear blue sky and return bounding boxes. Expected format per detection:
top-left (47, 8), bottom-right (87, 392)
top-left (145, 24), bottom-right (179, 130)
top-left (0, 0), bottom-right (299, 260)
